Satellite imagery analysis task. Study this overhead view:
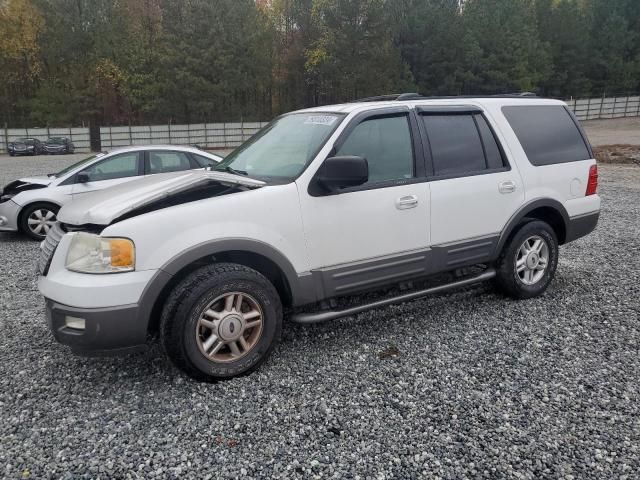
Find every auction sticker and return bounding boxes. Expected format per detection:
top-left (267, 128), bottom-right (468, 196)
top-left (304, 115), bottom-right (338, 126)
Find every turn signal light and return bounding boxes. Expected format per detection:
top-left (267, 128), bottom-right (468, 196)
top-left (586, 164), bottom-right (598, 196)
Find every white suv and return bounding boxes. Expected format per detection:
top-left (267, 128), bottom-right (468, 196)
top-left (37, 94), bottom-right (600, 381)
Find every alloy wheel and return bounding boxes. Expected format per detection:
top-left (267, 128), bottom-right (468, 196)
top-left (195, 292), bottom-right (263, 363)
top-left (515, 235), bottom-right (549, 285)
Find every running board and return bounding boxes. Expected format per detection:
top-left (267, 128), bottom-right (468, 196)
top-left (290, 268), bottom-right (496, 324)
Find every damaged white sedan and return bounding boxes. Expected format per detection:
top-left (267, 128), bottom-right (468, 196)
top-left (0, 145), bottom-right (221, 239)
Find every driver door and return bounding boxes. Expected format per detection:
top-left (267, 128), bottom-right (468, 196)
top-left (72, 151), bottom-right (144, 197)
top-left (298, 108), bottom-right (431, 295)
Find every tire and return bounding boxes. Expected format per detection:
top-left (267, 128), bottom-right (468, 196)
top-left (19, 202), bottom-right (60, 240)
top-left (9, 152), bottom-right (14, 157)
top-left (495, 220), bottom-right (559, 299)
top-left (160, 263), bottom-right (283, 382)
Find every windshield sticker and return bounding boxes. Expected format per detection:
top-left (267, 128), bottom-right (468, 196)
top-left (304, 115), bottom-right (338, 126)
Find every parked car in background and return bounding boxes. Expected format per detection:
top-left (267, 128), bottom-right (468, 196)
top-left (44, 137), bottom-right (75, 154)
top-left (7, 138), bottom-right (44, 156)
top-left (35, 94), bottom-right (600, 381)
top-left (0, 145), bottom-right (222, 240)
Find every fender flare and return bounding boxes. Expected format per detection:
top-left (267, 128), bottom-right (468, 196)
top-left (495, 198), bottom-right (570, 255)
top-left (138, 238), bottom-right (313, 329)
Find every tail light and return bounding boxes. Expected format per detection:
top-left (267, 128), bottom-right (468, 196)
top-left (586, 164), bottom-right (598, 196)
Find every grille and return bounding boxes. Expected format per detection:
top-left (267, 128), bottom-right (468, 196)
top-left (38, 222), bottom-right (65, 276)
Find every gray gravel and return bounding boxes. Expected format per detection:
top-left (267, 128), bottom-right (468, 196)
top-left (1, 156), bottom-right (639, 479)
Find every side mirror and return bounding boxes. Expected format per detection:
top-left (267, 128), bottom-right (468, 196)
top-left (76, 172), bottom-right (90, 184)
top-left (314, 155), bottom-right (368, 194)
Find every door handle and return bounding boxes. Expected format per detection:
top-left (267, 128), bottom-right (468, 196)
top-left (396, 195), bottom-right (418, 209)
top-left (499, 181), bottom-right (516, 194)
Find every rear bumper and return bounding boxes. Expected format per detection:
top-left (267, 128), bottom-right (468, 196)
top-left (45, 299), bottom-right (149, 356)
top-left (565, 211), bottom-right (599, 243)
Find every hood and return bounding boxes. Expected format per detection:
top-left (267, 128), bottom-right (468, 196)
top-left (1, 176), bottom-right (52, 197)
top-left (17, 175), bottom-right (53, 186)
top-left (58, 170), bottom-right (265, 226)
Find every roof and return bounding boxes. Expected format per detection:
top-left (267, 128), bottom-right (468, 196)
top-left (292, 94), bottom-right (566, 115)
top-left (106, 144), bottom-right (222, 158)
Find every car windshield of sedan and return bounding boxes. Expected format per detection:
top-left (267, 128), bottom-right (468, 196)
top-left (53, 153), bottom-right (105, 177)
top-left (48, 137), bottom-right (66, 144)
top-left (213, 113), bottom-right (344, 180)
top-left (18, 138), bottom-right (36, 145)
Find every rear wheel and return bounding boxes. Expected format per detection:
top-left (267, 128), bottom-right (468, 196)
top-left (19, 202), bottom-right (59, 240)
top-left (160, 263), bottom-right (282, 382)
top-left (495, 220), bottom-right (558, 299)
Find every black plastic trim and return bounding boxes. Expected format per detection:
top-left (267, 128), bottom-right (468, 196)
top-left (309, 235), bottom-right (500, 300)
top-left (565, 211), bottom-right (599, 243)
top-left (417, 105), bottom-right (483, 115)
top-left (45, 299), bottom-right (148, 355)
top-left (153, 238), bottom-right (315, 307)
top-left (496, 198), bottom-right (570, 254)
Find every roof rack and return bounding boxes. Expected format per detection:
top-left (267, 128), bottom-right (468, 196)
top-left (352, 92), bottom-right (539, 102)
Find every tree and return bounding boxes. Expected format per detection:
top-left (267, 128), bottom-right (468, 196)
top-left (0, 0), bottom-right (44, 125)
top-left (305, 0), bottom-right (415, 104)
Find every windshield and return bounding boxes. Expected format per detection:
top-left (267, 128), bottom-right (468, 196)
top-left (54, 153), bottom-right (104, 177)
top-left (48, 137), bottom-right (66, 144)
top-left (18, 138), bottom-right (36, 145)
top-left (214, 112), bottom-right (344, 179)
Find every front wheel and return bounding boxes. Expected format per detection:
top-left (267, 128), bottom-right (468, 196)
top-left (495, 220), bottom-right (559, 299)
top-left (160, 263), bottom-right (282, 382)
top-left (19, 202), bottom-right (60, 240)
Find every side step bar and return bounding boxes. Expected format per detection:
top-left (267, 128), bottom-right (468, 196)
top-left (290, 268), bottom-right (496, 324)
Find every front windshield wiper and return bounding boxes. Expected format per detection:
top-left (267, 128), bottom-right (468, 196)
top-left (216, 165), bottom-right (248, 176)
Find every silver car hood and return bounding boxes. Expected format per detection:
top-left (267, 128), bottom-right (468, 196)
top-left (58, 170), bottom-right (265, 226)
top-left (17, 175), bottom-right (53, 186)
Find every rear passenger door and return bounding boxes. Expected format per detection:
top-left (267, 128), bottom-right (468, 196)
top-left (420, 106), bottom-right (524, 248)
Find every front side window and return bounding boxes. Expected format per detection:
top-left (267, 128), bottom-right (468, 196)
top-left (422, 113), bottom-right (505, 177)
top-left (335, 114), bottom-right (414, 184)
top-left (81, 152), bottom-right (141, 182)
top-left (214, 113), bottom-right (344, 180)
top-left (148, 150), bottom-right (193, 174)
top-left (56, 154), bottom-right (105, 177)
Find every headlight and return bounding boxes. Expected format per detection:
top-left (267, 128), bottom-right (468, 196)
top-left (65, 233), bottom-right (135, 273)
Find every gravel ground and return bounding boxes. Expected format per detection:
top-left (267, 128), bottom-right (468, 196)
top-left (582, 117), bottom-right (640, 146)
top-left (1, 156), bottom-right (639, 479)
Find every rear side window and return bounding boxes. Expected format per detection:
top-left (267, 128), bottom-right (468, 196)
top-left (148, 150), bottom-right (193, 174)
top-left (421, 113), bottom-right (506, 177)
top-left (502, 105), bottom-right (591, 166)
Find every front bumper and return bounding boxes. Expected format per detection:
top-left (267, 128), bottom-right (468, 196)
top-left (45, 299), bottom-right (148, 355)
top-left (0, 199), bottom-right (20, 232)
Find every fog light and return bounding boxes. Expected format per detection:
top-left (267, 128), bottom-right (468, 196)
top-left (0, 216), bottom-right (7, 226)
top-left (64, 316), bottom-right (86, 331)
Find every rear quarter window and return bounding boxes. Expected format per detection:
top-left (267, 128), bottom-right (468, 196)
top-left (502, 105), bottom-right (592, 166)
